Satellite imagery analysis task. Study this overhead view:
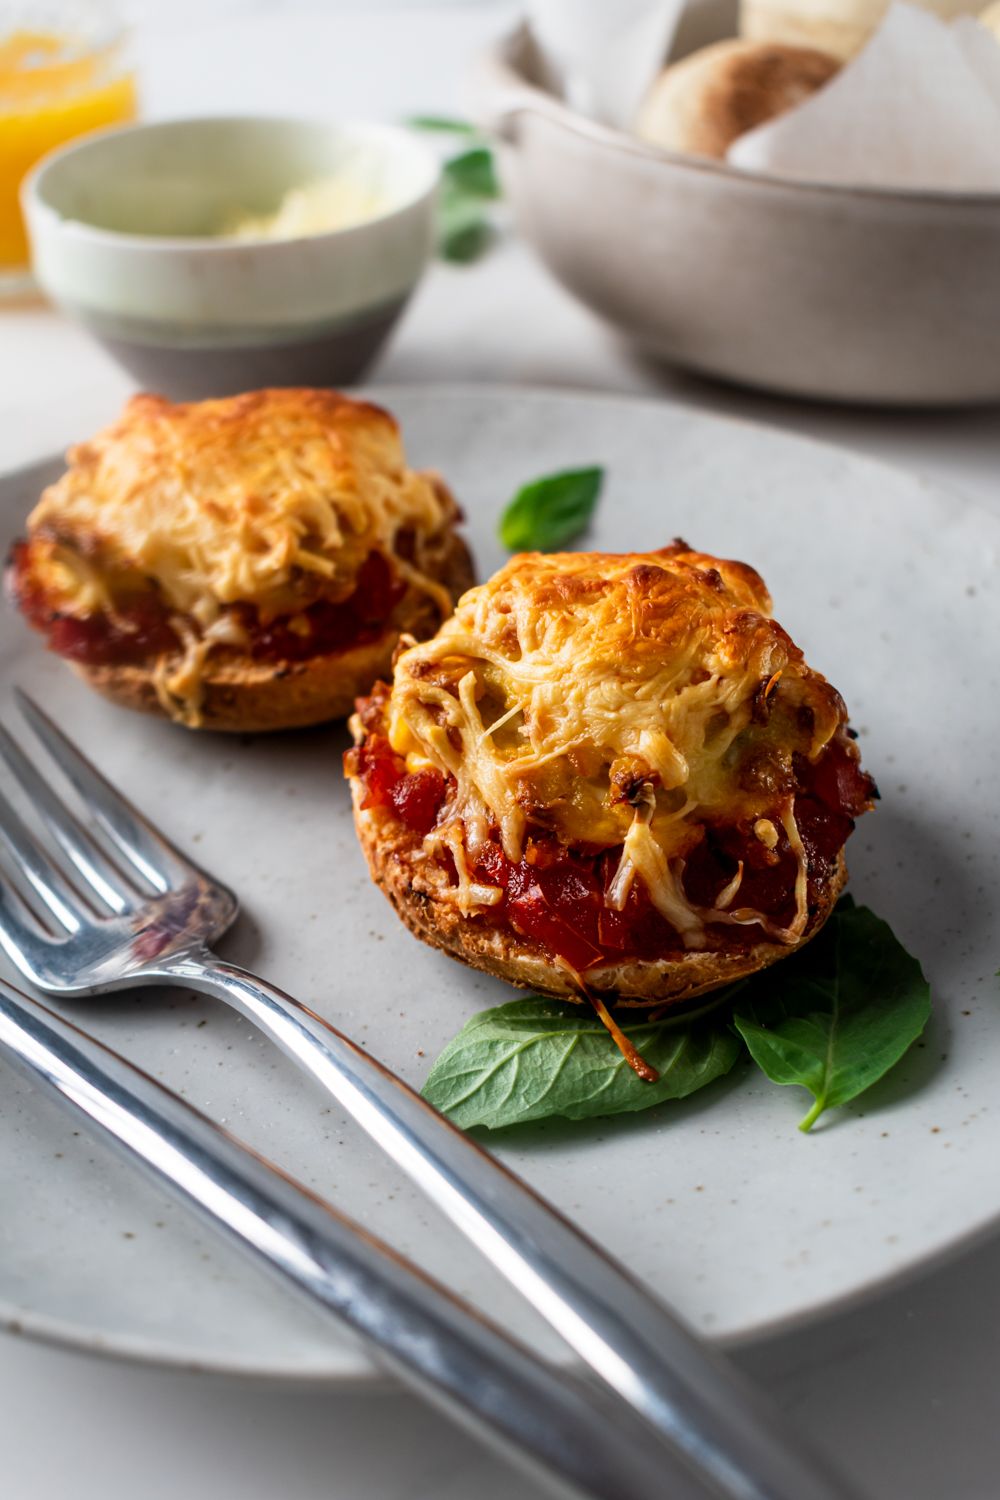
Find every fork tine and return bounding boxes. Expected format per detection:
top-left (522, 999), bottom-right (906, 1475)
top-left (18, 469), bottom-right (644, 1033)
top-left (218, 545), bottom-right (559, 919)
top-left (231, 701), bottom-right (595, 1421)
top-left (15, 691), bottom-right (192, 895)
top-left (0, 724), bottom-right (132, 915)
top-left (0, 878), bottom-right (66, 986)
top-left (0, 785), bottom-right (85, 933)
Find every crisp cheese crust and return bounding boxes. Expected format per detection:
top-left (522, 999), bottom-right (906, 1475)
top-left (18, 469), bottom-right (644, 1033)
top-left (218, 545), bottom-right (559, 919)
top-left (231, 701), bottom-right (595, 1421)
top-left (16, 389), bottom-right (470, 728)
top-left (379, 543), bottom-right (856, 953)
top-left (28, 388), bottom-right (455, 626)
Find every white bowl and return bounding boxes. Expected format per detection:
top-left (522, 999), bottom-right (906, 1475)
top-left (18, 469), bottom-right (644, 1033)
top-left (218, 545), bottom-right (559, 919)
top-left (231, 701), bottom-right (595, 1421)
top-left (479, 16), bottom-right (1000, 406)
top-left (22, 116), bottom-right (439, 399)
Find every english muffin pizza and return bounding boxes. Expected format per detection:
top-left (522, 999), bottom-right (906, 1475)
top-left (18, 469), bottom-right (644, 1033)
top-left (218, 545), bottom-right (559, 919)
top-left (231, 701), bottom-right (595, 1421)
top-left (345, 543), bottom-right (875, 1010)
top-left (8, 389), bottom-right (473, 731)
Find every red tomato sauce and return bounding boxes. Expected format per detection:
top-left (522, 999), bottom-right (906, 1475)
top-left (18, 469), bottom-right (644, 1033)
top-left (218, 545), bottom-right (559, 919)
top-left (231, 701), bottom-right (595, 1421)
top-left (8, 542), bottom-right (179, 664)
top-left (351, 726), bottom-right (873, 971)
top-left (8, 542), bottom-right (405, 668)
top-left (244, 552), bottom-right (405, 663)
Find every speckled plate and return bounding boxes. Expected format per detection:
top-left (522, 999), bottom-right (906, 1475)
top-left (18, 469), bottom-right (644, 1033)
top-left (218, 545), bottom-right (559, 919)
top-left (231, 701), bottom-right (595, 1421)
top-left (0, 387), bottom-right (997, 1385)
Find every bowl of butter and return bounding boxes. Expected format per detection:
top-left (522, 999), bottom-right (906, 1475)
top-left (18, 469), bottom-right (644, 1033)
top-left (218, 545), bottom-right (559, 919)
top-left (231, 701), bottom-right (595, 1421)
top-left (22, 115), bottom-right (438, 397)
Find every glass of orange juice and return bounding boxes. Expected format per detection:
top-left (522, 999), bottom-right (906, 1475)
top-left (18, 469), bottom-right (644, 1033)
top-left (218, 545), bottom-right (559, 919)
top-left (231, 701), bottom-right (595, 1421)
top-left (0, 1), bottom-right (137, 296)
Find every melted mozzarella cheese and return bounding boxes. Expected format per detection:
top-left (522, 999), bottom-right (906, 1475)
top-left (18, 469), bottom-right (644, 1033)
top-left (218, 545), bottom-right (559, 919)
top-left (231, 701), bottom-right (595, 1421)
top-left (28, 390), bottom-right (456, 629)
top-left (25, 390), bottom-right (463, 726)
top-left (385, 546), bottom-right (846, 947)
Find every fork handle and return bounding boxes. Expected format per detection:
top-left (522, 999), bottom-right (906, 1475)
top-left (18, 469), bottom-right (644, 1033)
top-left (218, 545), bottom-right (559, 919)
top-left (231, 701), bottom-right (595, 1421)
top-left (170, 950), bottom-right (865, 1500)
top-left (0, 974), bottom-right (719, 1500)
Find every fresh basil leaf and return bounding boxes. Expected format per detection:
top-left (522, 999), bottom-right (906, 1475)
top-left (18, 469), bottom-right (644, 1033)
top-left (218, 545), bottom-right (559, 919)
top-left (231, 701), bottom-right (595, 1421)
top-left (499, 467), bottom-right (605, 552)
top-left (440, 217), bottom-right (492, 264)
top-left (442, 146), bottom-right (500, 199)
top-left (733, 902), bottom-right (930, 1132)
top-left (438, 187), bottom-right (493, 263)
top-left (406, 114), bottom-right (478, 135)
top-left (422, 899), bottom-right (929, 1135)
top-left (434, 147), bottom-right (500, 263)
top-left (440, 196), bottom-right (494, 264)
top-left (421, 994), bottom-right (742, 1129)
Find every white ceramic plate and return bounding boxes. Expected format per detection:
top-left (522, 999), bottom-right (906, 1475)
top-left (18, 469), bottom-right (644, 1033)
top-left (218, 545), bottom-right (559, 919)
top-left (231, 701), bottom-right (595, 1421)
top-left (0, 387), bottom-right (997, 1386)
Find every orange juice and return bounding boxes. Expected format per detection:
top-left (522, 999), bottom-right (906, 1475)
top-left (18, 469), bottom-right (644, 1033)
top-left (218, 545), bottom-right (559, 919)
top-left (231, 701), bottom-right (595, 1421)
top-left (0, 27), bottom-right (137, 272)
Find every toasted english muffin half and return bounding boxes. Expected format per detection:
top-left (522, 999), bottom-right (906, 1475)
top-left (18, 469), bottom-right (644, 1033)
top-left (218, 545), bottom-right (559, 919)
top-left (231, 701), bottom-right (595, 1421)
top-left (349, 772), bottom-right (849, 1005)
top-left (74, 528), bottom-right (473, 733)
top-left (635, 39), bottom-right (840, 160)
top-left (8, 388), bottom-right (474, 732)
top-left (345, 544), bottom-right (875, 1009)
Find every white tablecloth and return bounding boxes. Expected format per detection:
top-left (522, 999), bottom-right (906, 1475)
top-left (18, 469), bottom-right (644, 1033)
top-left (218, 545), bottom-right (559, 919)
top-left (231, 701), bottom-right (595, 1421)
top-left (2, 7), bottom-right (1000, 1498)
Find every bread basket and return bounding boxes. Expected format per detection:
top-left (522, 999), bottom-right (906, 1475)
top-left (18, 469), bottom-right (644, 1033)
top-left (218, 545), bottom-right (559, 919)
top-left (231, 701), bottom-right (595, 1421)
top-left (477, 3), bottom-right (1000, 405)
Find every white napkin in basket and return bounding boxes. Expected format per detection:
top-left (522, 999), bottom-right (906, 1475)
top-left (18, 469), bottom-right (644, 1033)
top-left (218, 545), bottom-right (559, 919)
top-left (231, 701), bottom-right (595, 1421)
top-left (525, 0), bottom-right (685, 128)
top-left (727, 2), bottom-right (1000, 190)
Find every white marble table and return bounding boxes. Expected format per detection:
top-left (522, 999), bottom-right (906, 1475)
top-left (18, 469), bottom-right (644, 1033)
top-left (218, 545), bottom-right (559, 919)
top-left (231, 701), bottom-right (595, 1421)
top-left (2, 6), bottom-right (1000, 1498)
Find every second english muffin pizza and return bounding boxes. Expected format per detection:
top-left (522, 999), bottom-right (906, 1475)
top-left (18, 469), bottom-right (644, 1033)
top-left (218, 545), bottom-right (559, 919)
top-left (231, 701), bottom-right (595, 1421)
top-left (346, 543), bottom-right (876, 1008)
top-left (8, 389), bottom-right (473, 731)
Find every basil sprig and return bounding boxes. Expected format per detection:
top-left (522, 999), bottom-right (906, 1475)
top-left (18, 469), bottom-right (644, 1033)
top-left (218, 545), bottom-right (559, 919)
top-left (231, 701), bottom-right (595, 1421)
top-left (405, 115), bottom-right (478, 135)
top-left (438, 146), bottom-right (500, 262)
top-left (498, 466), bottom-right (605, 552)
top-left (733, 897), bottom-right (931, 1131)
top-left (408, 115), bottom-right (500, 263)
top-left (442, 146), bottom-right (499, 199)
top-left (421, 901), bottom-right (931, 1133)
top-left (422, 995), bottom-right (743, 1129)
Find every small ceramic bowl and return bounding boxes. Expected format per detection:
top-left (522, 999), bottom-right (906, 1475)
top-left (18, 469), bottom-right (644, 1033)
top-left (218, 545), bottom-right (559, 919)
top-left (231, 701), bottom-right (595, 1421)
top-left (22, 116), bottom-right (439, 399)
top-left (479, 11), bottom-right (1000, 406)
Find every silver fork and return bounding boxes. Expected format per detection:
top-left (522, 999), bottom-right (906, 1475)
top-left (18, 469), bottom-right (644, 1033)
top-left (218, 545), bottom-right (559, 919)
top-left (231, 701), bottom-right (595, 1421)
top-left (0, 691), bottom-right (862, 1500)
top-left (0, 970), bottom-right (690, 1500)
